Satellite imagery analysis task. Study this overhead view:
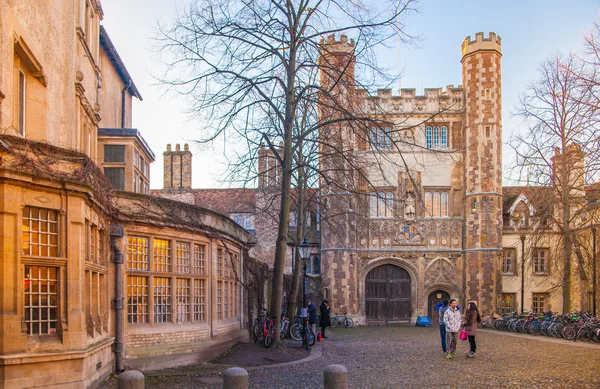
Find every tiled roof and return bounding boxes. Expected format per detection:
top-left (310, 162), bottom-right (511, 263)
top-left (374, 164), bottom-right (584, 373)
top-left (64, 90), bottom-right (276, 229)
top-left (193, 189), bottom-right (256, 214)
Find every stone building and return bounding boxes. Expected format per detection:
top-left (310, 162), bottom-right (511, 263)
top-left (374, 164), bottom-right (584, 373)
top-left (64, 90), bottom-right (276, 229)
top-left (317, 32), bottom-right (503, 324)
top-left (0, 1), bottom-right (248, 388)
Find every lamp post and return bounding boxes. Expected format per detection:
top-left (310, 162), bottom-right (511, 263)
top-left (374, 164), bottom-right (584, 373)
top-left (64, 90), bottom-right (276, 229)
top-left (593, 227), bottom-right (597, 317)
top-left (298, 237), bottom-right (311, 308)
top-left (520, 235), bottom-right (526, 313)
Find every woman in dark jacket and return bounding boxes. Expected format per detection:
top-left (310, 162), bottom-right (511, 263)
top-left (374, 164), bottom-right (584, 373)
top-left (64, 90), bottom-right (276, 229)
top-left (463, 301), bottom-right (481, 358)
top-left (319, 299), bottom-right (331, 338)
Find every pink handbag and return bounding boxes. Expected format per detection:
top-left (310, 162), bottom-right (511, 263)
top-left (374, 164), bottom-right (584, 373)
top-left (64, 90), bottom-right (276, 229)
top-left (459, 329), bottom-right (468, 341)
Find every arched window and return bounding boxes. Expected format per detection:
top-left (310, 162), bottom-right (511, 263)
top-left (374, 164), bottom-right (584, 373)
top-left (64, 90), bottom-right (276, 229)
top-left (425, 192), bottom-right (432, 217)
top-left (441, 126), bottom-right (448, 149)
top-left (433, 126), bottom-right (440, 149)
top-left (425, 126), bottom-right (432, 149)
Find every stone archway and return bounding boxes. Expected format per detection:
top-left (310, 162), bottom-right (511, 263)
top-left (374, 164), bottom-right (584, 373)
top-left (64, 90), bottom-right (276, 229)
top-left (427, 290), bottom-right (451, 324)
top-left (365, 264), bottom-right (411, 325)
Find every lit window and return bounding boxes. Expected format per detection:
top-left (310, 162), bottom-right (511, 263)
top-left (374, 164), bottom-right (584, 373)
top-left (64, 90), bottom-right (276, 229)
top-left (127, 236), bottom-right (149, 271)
top-left (22, 206), bottom-right (59, 257)
top-left (154, 239), bottom-right (171, 272)
top-left (501, 294), bottom-right (513, 314)
top-left (24, 265), bottom-right (58, 335)
top-left (127, 276), bottom-right (148, 324)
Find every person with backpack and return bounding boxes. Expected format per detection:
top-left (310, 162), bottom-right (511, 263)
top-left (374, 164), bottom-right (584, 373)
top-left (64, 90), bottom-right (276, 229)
top-left (443, 299), bottom-right (462, 359)
top-left (438, 300), bottom-right (449, 355)
top-left (463, 301), bottom-right (482, 358)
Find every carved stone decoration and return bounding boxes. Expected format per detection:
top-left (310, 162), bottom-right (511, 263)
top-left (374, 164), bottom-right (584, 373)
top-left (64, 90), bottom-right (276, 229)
top-left (404, 196), bottom-right (415, 220)
top-left (405, 178), bottom-right (414, 195)
top-left (416, 101), bottom-right (425, 111)
top-left (424, 258), bottom-right (457, 287)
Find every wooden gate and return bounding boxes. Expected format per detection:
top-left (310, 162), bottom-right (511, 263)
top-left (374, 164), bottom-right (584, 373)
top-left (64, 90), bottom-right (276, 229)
top-left (365, 264), bottom-right (411, 325)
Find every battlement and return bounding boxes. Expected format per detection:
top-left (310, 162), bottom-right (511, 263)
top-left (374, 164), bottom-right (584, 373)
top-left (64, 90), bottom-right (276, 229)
top-left (320, 34), bottom-right (355, 54)
top-left (356, 85), bottom-right (464, 114)
top-left (461, 32), bottom-right (501, 60)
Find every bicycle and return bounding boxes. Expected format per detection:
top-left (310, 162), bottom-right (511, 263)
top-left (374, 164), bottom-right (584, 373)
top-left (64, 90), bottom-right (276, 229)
top-left (289, 315), bottom-right (303, 341)
top-left (253, 308), bottom-right (267, 343)
top-left (301, 316), bottom-right (316, 350)
top-left (279, 309), bottom-right (290, 341)
top-left (331, 312), bottom-right (353, 328)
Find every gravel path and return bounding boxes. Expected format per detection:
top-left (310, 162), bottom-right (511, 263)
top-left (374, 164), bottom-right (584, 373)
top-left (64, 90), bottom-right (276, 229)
top-left (100, 326), bottom-right (600, 388)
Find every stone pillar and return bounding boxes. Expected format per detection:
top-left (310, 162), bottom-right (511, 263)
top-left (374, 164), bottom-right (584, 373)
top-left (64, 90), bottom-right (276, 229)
top-left (324, 364), bottom-right (348, 389)
top-left (117, 370), bottom-right (144, 389)
top-left (223, 367), bottom-right (248, 389)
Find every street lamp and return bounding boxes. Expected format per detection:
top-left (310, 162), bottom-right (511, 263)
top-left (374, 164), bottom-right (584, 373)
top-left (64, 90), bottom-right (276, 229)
top-left (298, 237), bottom-right (311, 309)
top-left (520, 235), bottom-right (526, 313)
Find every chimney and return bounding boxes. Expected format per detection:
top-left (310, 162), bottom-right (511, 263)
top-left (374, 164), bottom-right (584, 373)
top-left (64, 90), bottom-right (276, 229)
top-left (163, 143), bottom-right (192, 189)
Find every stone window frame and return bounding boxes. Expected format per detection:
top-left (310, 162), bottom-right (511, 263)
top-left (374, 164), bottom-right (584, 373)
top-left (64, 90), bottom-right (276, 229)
top-left (369, 191), bottom-right (394, 218)
top-left (424, 189), bottom-right (450, 218)
top-left (125, 235), bottom-right (213, 327)
top-left (532, 293), bottom-right (548, 314)
top-left (425, 125), bottom-right (449, 150)
top-left (500, 293), bottom-right (515, 314)
top-left (502, 248), bottom-right (516, 275)
top-left (369, 127), bottom-right (392, 151)
top-left (532, 248), bottom-right (549, 275)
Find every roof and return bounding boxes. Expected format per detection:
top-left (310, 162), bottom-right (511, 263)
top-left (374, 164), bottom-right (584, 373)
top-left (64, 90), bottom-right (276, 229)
top-left (99, 26), bottom-right (142, 100)
top-left (193, 189), bottom-right (257, 214)
top-left (502, 186), bottom-right (554, 216)
top-left (98, 128), bottom-right (155, 161)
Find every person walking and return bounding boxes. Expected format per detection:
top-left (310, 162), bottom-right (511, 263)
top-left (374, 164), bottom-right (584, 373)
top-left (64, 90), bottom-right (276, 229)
top-left (438, 300), bottom-right (449, 355)
top-left (307, 299), bottom-right (318, 339)
top-left (463, 301), bottom-right (481, 358)
top-left (319, 299), bottom-right (331, 339)
top-left (443, 299), bottom-right (462, 359)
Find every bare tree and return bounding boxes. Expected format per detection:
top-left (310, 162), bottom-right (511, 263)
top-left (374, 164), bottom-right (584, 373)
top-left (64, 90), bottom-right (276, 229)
top-left (509, 52), bottom-right (600, 313)
top-left (155, 0), bottom-right (423, 346)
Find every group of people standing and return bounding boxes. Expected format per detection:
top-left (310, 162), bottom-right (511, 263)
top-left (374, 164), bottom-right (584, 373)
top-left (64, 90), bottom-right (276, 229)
top-left (439, 299), bottom-right (481, 359)
top-left (306, 298), bottom-right (331, 339)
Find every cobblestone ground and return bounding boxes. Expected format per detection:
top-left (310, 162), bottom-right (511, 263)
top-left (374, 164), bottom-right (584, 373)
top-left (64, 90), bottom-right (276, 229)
top-left (100, 327), bottom-right (600, 388)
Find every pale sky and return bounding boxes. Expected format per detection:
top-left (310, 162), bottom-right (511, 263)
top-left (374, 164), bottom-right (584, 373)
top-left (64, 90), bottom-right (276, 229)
top-left (99, 0), bottom-right (599, 189)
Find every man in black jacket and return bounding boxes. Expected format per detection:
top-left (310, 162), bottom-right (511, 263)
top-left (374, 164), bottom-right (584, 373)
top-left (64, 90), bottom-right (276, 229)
top-left (307, 299), bottom-right (318, 338)
top-left (319, 299), bottom-right (331, 339)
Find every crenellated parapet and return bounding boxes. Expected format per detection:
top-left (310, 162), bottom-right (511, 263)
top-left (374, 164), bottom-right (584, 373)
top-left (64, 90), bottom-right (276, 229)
top-left (461, 32), bottom-right (501, 60)
top-left (357, 85), bottom-right (464, 114)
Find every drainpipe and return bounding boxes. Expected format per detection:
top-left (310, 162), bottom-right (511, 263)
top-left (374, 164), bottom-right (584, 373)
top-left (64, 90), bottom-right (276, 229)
top-left (110, 224), bottom-right (125, 372)
top-left (121, 80), bottom-right (132, 128)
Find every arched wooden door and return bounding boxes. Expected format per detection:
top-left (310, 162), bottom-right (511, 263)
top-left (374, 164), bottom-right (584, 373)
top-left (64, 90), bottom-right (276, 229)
top-left (365, 264), bottom-right (411, 325)
top-left (428, 290), bottom-right (450, 325)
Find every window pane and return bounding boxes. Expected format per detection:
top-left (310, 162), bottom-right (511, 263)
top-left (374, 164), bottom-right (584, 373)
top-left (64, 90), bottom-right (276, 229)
top-left (24, 265), bottom-right (59, 335)
top-left (127, 237), bottom-right (149, 271)
top-left (433, 126), bottom-right (440, 149)
top-left (154, 239), bottom-right (171, 272)
top-left (22, 207), bottom-right (59, 257)
top-left (154, 277), bottom-right (171, 323)
top-left (425, 126), bottom-right (432, 149)
top-left (176, 242), bottom-right (191, 273)
top-left (127, 276), bottom-right (148, 324)
top-left (441, 192), bottom-right (448, 216)
top-left (425, 193), bottom-right (432, 217)
top-left (176, 279), bottom-right (190, 322)
top-left (433, 193), bottom-right (440, 217)
top-left (441, 126), bottom-right (448, 149)
top-left (104, 145), bottom-right (125, 162)
top-left (104, 167), bottom-right (125, 190)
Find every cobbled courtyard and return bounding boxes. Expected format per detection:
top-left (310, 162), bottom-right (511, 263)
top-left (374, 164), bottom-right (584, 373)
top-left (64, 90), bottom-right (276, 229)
top-left (101, 326), bottom-right (600, 388)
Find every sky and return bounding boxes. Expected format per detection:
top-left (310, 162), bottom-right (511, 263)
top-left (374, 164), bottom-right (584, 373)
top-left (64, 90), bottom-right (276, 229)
top-left (99, 0), bottom-right (599, 189)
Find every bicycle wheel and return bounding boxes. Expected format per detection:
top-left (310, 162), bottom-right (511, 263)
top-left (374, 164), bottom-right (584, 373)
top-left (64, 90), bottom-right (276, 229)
top-left (290, 324), bottom-right (302, 341)
top-left (307, 328), bottom-right (316, 346)
top-left (280, 320), bottom-right (289, 341)
top-left (264, 329), bottom-right (274, 348)
top-left (562, 325), bottom-right (576, 340)
top-left (252, 322), bottom-right (260, 342)
top-left (331, 317), bottom-right (339, 328)
top-left (529, 322), bottom-right (542, 336)
top-left (344, 318), bottom-right (353, 328)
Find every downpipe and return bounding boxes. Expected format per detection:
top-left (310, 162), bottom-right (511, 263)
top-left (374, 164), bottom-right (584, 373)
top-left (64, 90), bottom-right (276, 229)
top-left (110, 224), bottom-right (125, 373)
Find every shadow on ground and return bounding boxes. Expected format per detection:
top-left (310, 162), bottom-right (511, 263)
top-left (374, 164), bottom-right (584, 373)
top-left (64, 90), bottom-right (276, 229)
top-left (210, 338), bottom-right (310, 367)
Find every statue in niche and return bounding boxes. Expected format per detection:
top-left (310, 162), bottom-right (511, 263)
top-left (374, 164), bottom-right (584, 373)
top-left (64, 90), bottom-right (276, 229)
top-left (404, 196), bottom-right (415, 220)
top-left (405, 178), bottom-right (414, 195)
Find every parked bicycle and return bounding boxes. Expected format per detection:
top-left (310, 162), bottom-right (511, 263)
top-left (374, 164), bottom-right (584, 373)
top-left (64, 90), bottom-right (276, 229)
top-left (301, 316), bottom-right (316, 350)
top-left (289, 314), bottom-right (303, 341)
top-left (330, 312), bottom-right (353, 328)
